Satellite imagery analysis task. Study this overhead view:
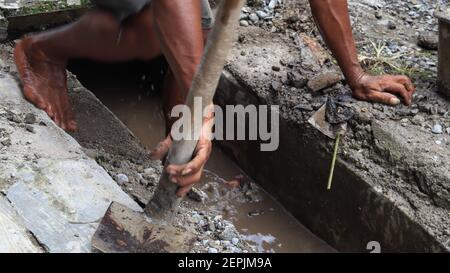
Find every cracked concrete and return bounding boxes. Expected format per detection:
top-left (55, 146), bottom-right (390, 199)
top-left (0, 196), bottom-right (43, 252)
top-left (0, 74), bottom-right (141, 253)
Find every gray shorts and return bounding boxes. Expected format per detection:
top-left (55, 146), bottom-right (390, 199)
top-left (90, 0), bottom-right (214, 29)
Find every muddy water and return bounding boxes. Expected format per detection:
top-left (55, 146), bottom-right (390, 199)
top-left (203, 149), bottom-right (334, 253)
top-left (69, 60), bottom-right (334, 253)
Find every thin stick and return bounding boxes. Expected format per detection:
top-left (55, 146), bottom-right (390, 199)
top-left (327, 134), bottom-right (341, 190)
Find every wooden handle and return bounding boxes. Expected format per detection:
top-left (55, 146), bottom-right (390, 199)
top-left (145, 0), bottom-right (246, 220)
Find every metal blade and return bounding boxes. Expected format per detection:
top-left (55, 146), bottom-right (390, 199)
top-left (91, 202), bottom-right (196, 253)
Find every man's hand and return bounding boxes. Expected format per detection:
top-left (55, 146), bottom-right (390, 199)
top-left (308, 0), bottom-right (416, 107)
top-left (149, 116), bottom-right (213, 198)
top-left (350, 73), bottom-right (416, 106)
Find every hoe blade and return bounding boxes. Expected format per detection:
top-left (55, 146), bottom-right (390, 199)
top-left (308, 105), bottom-right (347, 140)
top-left (91, 202), bottom-right (195, 253)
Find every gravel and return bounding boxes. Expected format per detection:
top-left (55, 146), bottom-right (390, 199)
top-left (249, 13), bottom-right (259, 23)
top-left (24, 113), bottom-right (37, 124)
top-left (1, 137), bottom-right (11, 147)
top-left (208, 247), bottom-right (218, 253)
top-left (432, 124), bottom-right (443, 134)
top-left (187, 187), bottom-right (209, 203)
top-left (114, 173), bottom-right (129, 185)
top-left (240, 20), bottom-right (249, 27)
top-left (417, 32), bottom-right (439, 50)
top-left (25, 124), bottom-right (34, 133)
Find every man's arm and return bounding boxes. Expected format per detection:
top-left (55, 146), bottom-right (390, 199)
top-left (308, 0), bottom-right (415, 105)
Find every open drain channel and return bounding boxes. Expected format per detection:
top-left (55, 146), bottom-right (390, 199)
top-left (69, 59), bottom-right (335, 253)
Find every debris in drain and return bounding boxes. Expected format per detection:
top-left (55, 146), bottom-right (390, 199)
top-left (248, 209), bottom-right (265, 217)
top-left (187, 187), bottom-right (209, 203)
top-left (225, 175), bottom-right (245, 189)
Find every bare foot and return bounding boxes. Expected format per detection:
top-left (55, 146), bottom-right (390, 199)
top-left (14, 37), bottom-right (77, 131)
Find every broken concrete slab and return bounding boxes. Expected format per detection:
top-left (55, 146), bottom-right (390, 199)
top-left (7, 176), bottom-right (140, 253)
top-left (8, 181), bottom-right (97, 253)
top-left (0, 74), bottom-right (142, 252)
top-left (0, 196), bottom-right (43, 253)
top-left (7, 157), bottom-right (143, 223)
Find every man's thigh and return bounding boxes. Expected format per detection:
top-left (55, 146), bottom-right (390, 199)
top-left (90, 0), bottom-right (152, 21)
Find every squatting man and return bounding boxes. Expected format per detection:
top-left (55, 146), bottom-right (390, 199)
top-left (14, 0), bottom-right (416, 197)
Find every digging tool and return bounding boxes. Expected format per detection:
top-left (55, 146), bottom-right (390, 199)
top-left (308, 105), bottom-right (347, 140)
top-left (308, 105), bottom-right (346, 190)
top-left (307, 95), bottom-right (354, 190)
top-left (91, 0), bottom-right (246, 253)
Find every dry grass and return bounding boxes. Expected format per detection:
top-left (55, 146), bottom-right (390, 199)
top-left (358, 40), bottom-right (418, 77)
